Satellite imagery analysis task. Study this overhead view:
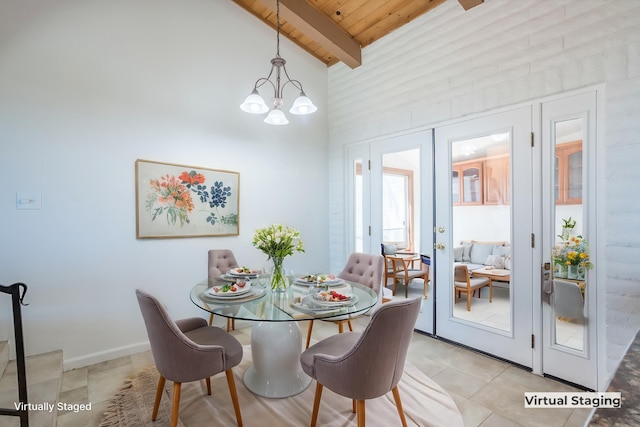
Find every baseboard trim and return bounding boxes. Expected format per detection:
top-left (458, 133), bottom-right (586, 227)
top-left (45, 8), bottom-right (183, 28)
top-left (63, 340), bottom-right (150, 371)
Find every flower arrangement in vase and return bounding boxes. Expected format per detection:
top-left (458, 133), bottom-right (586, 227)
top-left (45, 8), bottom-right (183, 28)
top-left (553, 218), bottom-right (593, 280)
top-left (252, 224), bottom-right (305, 291)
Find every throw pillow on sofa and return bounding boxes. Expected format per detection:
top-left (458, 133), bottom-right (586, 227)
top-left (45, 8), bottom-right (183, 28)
top-left (470, 243), bottom-right (495, 265)
top-left (485, 255), bottom-right (505, 269)
top-left (454, 246), bottom-right (464, 262)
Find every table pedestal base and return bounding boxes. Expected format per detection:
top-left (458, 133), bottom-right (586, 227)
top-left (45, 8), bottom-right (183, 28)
top-left (243, 321), bottom-right (311, 398)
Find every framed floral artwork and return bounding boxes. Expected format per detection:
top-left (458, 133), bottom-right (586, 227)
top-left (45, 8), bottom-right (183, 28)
top-left (135, 159), bottom-right (239, 238)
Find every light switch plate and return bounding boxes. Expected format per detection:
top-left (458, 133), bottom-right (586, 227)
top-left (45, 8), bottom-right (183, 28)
top-left (16, 193), bottom-right (42, 210)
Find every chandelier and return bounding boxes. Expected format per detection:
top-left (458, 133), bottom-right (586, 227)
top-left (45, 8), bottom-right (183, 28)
top-left (239, 0), bottom-right (317, 125)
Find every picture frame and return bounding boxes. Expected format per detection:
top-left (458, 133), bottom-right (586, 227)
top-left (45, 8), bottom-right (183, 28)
top-left (135, 159), bottom-right (240, 239)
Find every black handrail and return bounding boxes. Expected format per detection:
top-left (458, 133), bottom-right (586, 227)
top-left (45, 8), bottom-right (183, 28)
top-left (0, 282), bottom-right (29, 427)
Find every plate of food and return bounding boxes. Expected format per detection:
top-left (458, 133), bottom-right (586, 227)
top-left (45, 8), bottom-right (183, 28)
top-left (206, 281), bottom-right (252, 298)
top-left (312, 290), bottom-right (358, 306)
top-left (295, 274), bottom-right (342, 286)
top-left (228, 267), bottom-right (258, 278)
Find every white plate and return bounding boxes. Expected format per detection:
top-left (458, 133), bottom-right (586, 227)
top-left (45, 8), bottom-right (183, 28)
top-left (312, 292), bottom-right (358, 307)
top-left (295, 275), bottom-right (342, 286)
top-left (228, 269), bottom-right (258, 278)
top-left (206, 284), bottom-right (252, 298)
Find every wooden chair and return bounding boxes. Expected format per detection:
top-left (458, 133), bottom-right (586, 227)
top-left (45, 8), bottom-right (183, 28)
top-left (387, 253), bottom-right (429, 298)
top-left (136, 289), bottom-right (243, 427)
top-left (453, 264), bottom-right (492, 311)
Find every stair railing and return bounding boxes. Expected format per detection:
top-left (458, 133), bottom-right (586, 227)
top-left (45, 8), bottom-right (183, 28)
top-left (0, 282), bottom-right (29, 427)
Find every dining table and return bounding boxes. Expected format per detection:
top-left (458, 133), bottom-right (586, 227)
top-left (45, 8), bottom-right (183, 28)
top-left (190, 274), bottom-right (378, 398)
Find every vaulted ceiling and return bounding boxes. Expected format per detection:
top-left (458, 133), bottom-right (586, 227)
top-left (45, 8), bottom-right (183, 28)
top-left (231, 0), bottom-right (485, 68)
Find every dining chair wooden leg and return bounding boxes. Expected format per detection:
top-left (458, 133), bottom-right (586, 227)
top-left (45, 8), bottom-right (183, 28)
top-left (152, 375), bottom-right (166, 421)
top-left (206, 377), bottom-right (211, 395)
top-left (208, 313), bottom-right (214, 326)
top-left (306, 320), bottom-right (314, 349)
top-left (347, 320), bottom-right (353, 332)
top-left (356, 400), bottom-right (366, 427)
top-left (310, 382), bottom-right (323, 427)
top-left (171, 382), bottom-right (181, 427)
top-left (338, 321), bottom-right (344, 333)
top-left (352, 399), bottom-right (356, 413)
top-left (392, 385), bottom-right (408, 427)
top-left (225, 369), bottom-right (243, 427)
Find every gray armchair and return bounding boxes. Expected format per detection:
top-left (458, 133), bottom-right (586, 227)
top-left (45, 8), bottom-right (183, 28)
top-left (553, 279), bottom-right (585, 320)
top-left (135, 289), bottom-right (243, 427)
top-left (300, 298), bottom-right (421, 427)
top-left (305, 252), bottom-right (384, 349)
top-left (208, 249), bottom-right (240, 329)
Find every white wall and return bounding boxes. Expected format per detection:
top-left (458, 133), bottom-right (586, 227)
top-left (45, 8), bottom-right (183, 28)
top-left (0, 0), bottom-right (329, 368)
top-left (328, 0), bottom-right (640, 385)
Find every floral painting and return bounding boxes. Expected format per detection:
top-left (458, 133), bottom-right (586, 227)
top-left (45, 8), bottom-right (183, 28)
top-left (136, 159), bottom-right (239, 238)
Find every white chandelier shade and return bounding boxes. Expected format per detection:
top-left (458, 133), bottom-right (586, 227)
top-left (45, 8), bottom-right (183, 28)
top-left (239, 0), bottom-right (317, 125)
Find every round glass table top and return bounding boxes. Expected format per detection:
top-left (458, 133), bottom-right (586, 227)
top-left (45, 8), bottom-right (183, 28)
top-left (190, 278), bottom-right (378, 322)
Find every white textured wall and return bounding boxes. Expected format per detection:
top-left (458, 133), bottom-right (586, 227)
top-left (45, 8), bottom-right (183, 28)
top-left (328, 0), bottom-right (640, 383)
top-left (0, 0), bottom-right (328, 368)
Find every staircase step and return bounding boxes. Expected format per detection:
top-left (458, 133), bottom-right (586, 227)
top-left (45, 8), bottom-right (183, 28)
top-left (0, 350), bottom-right (63, 427)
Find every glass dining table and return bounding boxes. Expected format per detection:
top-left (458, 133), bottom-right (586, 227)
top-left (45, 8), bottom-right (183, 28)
top-left (190, 278), bottom-right (378, 398)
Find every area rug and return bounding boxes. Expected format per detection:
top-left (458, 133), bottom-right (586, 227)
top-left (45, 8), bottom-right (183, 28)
top-left (100, 345), bottom-right (463, 427)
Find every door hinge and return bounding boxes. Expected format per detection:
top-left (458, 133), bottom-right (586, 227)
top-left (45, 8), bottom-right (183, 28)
top-left (368, 225), bottom-right (371, 236)
top-left (531, 132), bottom-right (534, 147)
top-left (531, 334), bottom-right (535, 349)
top-left (531, 233), bottom-right (535, 248)
top-left (368, 160), bottom-right (371, 170)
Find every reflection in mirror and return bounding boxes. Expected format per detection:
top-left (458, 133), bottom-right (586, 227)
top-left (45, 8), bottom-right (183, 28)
top-left (552, 118), bottom-right (586, 352)
top-left (354, 159), bottom-right (363, 252)
top-left (451, 132), bottom-right (511, 332)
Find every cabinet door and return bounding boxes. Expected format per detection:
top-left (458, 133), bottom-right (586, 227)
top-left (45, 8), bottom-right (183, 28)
top-left (555, 141), bottom-right (582, 205)
top-left (452, 162), bottom-right (483, 205)
top-left (484, 156), bottom-right (510, 205)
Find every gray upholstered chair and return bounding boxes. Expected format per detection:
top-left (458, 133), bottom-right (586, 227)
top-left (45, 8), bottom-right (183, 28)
top-left (300, 298), bottom-right (421, 427)
top-left (554, 279), bottom-right (585, 320)
top-left (208, 249), bottom-right (240, 330)
top-left (135, 289), bottom-right (243, 427)
top-left (305, 252), bottom-right (384, 349)
top-left (454, 264), bottom-right (492, 311)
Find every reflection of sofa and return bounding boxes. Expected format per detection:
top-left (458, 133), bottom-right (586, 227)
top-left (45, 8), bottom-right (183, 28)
top-left (454, 241), bottom-right (511, 275)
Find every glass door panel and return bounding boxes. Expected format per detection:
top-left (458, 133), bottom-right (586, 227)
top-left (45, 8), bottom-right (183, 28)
top-left (435, 106), bottom-right (534, 368)
top-left (450, 135), bottom-right (511, 332)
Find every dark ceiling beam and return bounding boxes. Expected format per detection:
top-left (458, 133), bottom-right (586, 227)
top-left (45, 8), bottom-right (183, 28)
top-left (234, 0), bottom-right (362, 69)
top-left (458, 0), bottom-right (484, 11)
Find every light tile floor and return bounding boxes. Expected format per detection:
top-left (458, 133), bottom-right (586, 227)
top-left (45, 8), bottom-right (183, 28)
top-left (51, 315), bottom-right (592, 427)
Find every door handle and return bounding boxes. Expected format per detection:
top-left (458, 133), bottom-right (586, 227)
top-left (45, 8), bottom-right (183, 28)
top-left (438, 226), bottom-right (445, 233)
top-left (435, 242), bottom-right (445, 251)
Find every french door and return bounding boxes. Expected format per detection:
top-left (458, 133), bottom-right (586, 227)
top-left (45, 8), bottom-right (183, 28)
top-left (346, 91), bottom-right (599, 388)
top-left (347, 131), bottom-right (434, 333)
top-left (434, 107), bottom-right (534, 368)
top-left (540, 91), bottom-right (598, 389)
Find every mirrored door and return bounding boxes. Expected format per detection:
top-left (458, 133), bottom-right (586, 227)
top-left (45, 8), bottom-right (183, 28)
top-left (541, 91), bottom-right (598, 389)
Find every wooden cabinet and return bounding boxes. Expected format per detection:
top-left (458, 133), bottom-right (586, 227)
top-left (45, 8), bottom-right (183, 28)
top-left (484, 155), bottom-right (510, 205)
top-left (452, 161), bottom-right (483, 205)
top-left (555, 141), bottom-right (582, 205)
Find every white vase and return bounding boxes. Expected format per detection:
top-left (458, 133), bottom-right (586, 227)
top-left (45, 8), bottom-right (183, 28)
top-left (567, 265), bottom-right (578, 280)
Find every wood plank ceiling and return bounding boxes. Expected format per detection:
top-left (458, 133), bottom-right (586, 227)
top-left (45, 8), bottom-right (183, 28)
top-left (231, 0), bottom-right (484, 68)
